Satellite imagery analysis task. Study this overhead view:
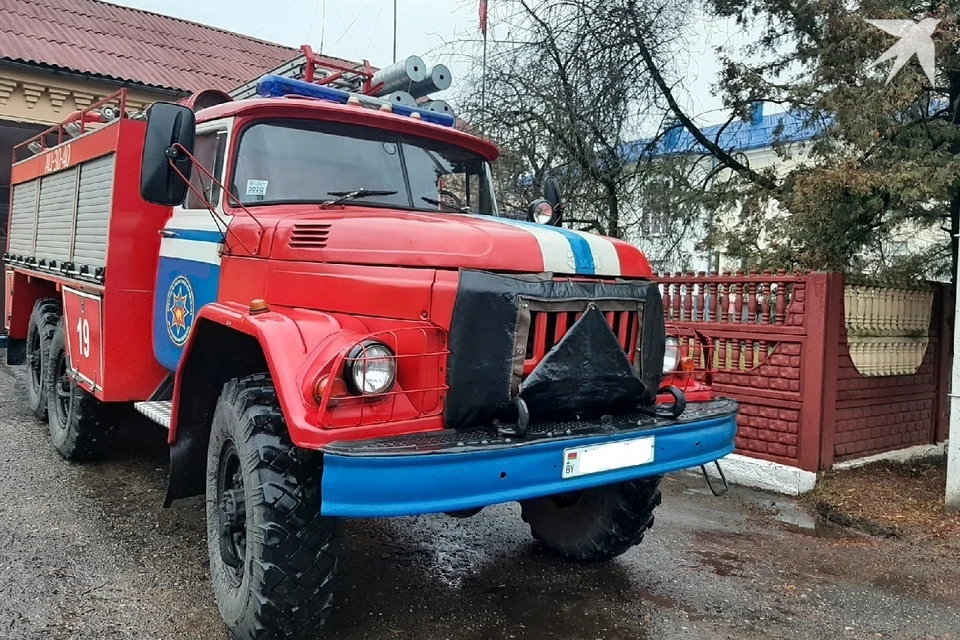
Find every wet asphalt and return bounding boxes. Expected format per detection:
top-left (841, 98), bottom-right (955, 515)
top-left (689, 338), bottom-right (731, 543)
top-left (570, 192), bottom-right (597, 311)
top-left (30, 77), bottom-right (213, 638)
top-left (0, 359), bottom-right (957, 640)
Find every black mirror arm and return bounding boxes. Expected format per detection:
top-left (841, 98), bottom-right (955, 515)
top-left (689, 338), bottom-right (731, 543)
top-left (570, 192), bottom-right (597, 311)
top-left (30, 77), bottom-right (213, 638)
top-left (164, 143), bottom-right (266, 257)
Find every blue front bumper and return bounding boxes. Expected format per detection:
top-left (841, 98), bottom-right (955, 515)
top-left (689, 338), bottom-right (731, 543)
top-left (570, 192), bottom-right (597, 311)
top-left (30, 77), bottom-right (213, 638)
top-left (319, 399), bottom-right (738, 517)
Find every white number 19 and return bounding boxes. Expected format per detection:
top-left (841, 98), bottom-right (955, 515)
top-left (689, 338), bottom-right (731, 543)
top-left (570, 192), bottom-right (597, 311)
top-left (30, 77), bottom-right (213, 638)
top-left (75, 317), bottom-right (90, 358)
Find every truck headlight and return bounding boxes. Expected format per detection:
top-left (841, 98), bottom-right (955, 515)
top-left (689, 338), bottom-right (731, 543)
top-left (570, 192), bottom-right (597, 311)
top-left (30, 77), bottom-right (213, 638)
top-left (346, 341), bottom-right (397, 395)
top-left (663, 337), bottom-right (680, 373)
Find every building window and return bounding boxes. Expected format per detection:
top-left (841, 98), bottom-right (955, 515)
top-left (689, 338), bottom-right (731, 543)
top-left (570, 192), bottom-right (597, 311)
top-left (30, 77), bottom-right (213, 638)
top-left (641, 207), bottom-right (669, 236)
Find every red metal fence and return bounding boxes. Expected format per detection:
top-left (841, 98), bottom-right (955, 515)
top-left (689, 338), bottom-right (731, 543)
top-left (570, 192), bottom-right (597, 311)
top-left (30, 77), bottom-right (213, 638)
top-left (658, 271), bottom-right (951, 472)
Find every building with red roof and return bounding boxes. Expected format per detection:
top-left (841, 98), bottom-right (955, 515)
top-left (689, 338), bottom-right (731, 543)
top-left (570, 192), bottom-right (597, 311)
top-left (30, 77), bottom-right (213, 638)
top-left (0, 0), bottom-right (359, 275)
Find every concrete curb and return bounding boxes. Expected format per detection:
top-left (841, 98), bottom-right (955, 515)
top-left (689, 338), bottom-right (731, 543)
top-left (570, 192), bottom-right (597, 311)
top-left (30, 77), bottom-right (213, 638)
top-left (697, 453), bottom-right (818, 496)
top-left (832, 442), bottom-right (948, 470)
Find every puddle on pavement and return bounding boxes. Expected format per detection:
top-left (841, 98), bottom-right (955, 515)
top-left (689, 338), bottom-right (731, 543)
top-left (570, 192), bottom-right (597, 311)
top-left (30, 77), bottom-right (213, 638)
top-left (771, 499), bottom-right (850, 539)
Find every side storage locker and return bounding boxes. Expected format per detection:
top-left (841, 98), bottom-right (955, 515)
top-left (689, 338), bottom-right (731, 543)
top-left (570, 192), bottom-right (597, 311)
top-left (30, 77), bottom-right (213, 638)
top-left (72, 154), bottom-right (115, 271)
top-left (7, 180), bottom-right (38, 259)
top-left (35, 167), bottom-right (78, 264)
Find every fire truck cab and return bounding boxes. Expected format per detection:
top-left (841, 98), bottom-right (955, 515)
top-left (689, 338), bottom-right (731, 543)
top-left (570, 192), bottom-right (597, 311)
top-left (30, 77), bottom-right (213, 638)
top-left (4, 72), bottom-right (737, 639)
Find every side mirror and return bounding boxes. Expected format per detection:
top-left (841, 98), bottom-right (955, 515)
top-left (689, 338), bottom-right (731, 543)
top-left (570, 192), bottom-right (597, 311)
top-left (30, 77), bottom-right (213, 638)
top-left (527, 198), bottom-right (561, 226)
top-left (140, 103), bottom-right (196, 206)
top-left (544, 176), bottom-right (562, 207)
top-left (527, 176), bottom-right (563, 226)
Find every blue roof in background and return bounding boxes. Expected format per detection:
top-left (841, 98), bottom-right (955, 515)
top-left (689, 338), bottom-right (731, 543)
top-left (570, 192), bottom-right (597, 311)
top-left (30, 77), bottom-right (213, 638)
top-left (621, 104), bottom-right (827, 162)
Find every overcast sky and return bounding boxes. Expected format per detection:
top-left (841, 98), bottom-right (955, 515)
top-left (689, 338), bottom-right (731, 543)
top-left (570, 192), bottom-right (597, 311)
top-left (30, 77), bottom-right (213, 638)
top-left (109, 0), bottom-right (748, 126)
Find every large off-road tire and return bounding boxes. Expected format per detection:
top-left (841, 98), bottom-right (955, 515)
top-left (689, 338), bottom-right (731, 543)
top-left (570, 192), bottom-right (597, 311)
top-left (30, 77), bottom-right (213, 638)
top-left (46, 319), bottom-right (118, 461)
top-left (520, 476), bottom-right (663, 562)
top-left (26, 298), bottom-right (62, 421)
top-left (207, 374), bottom-right (339, 640)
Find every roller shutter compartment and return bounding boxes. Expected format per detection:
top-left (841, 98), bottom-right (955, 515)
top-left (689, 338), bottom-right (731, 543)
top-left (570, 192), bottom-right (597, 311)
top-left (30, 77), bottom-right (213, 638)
top-left (35, 167), bottom-right (78, 263)
top-left (73, 154), bottom-right (115, 269)
top-left (8, 180), bottom-right (38, 257)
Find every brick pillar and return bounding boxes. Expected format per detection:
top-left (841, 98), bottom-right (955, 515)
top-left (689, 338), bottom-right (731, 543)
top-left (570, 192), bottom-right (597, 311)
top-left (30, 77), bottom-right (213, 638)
top-left (797, 272), bottom-right (844, 472)
top-left (934, 284), bottom-right (954, 443)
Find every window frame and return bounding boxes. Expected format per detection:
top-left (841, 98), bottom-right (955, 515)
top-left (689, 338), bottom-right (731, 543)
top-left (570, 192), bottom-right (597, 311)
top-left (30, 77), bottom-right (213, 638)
top-left (184, 128), bottom-right (228, 211)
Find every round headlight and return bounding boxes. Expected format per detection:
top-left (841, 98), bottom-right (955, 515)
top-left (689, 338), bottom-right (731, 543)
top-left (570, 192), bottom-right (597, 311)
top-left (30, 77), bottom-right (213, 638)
top-left (527, 198), bottom-right (555, 225)
top-left (663, 336), bottom-right (680, 373)
top-left (346, 341), bottom-right (396, 395)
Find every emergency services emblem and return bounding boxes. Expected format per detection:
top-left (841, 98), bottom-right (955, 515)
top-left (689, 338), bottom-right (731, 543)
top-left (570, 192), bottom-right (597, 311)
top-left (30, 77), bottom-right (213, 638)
top-left (166, 275), bottom-right (194, 347)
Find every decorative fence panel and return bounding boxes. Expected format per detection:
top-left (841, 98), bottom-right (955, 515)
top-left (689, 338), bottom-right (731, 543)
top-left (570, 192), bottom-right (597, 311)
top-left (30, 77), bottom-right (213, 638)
top-left (660, 271), bottom-right (812, 468)
top-left (658, 271), bottom-right (951, 472)
top-left (835, 282), bottom-right (948, 459)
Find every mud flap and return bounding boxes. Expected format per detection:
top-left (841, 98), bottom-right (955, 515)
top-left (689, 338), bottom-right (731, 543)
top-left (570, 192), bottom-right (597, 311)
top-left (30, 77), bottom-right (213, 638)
top-left (6, 337), bottom-right (25, 365)
top-left (164, 425), bottom-right (209, 506)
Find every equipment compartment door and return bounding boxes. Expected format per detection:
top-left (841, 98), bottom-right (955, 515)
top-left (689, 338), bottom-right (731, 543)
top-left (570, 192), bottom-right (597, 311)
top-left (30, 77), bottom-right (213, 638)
top-left (62, 287), bottom-right (103, 394)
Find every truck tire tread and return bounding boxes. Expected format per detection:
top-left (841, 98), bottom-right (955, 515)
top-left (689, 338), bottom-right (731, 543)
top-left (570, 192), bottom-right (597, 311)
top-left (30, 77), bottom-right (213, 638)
top-left (26, 298), bottom-right (62, 421)
top-left (208, 373), bottom-right (338, 640)
top-left (520, 476), bottom-right (662, 562)
top-left (46, 319), bottom-right (118, 461)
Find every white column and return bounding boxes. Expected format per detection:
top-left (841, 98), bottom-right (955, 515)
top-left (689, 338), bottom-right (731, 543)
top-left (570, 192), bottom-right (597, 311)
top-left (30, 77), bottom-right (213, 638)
top-left (947, 249), bottom-right (960, 512)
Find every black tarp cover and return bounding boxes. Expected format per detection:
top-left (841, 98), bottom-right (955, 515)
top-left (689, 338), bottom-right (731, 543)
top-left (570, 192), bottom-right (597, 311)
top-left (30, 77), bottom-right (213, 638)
top-left (445, 270), bottom-right (665, 429)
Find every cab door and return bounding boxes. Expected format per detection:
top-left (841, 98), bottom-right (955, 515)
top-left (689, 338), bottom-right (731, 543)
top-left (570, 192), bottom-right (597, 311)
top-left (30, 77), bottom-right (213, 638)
top-left (153, 122), bottom-right (231, 371)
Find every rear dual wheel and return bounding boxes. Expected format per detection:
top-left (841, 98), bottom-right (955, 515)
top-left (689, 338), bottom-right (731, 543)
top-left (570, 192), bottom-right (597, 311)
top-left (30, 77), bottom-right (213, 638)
top-left (25, 298), bottom-right (61, 420)
top-left (45, 318), bottom-right (118, 461)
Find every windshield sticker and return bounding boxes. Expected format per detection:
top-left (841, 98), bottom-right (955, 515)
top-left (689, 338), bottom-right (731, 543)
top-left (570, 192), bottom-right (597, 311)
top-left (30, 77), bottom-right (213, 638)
top-left (246, 179), bottom-right (269, 197)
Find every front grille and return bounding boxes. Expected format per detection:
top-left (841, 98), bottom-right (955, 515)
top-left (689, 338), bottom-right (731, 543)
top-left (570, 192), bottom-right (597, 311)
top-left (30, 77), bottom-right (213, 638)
top-left (523, 307), bottom-right (640, 375)
top-left (289, 223), bottom-right (331, 249)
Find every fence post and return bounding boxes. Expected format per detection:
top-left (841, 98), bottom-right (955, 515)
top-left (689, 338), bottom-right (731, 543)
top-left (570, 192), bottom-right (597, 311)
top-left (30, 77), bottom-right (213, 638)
top-left (798, 272), bottom-right (843, 472)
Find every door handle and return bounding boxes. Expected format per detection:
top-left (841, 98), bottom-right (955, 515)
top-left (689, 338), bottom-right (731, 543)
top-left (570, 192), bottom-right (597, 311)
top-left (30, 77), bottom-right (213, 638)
top-left (159, 229), bottom-right (176, 238)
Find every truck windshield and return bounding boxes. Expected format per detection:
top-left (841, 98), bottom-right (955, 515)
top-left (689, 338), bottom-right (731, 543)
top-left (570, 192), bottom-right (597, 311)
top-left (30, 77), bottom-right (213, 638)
top-left (230, 119), bottom-right (498, 214)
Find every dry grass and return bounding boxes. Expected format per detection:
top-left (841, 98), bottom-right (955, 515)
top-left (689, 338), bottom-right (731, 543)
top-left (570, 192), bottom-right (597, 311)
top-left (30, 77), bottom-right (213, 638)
top-left (807, 457), bottom-right (960, 542)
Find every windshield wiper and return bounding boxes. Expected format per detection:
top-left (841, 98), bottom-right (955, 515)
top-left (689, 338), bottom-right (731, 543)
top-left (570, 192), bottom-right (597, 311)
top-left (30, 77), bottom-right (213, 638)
top-left (421, 196), bottom-right (469, 213)
top-left (321, 189), bottom-right (398, 209)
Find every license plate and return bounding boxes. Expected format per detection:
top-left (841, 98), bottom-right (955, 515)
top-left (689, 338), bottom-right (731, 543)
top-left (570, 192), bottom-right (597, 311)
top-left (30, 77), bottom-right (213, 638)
top-left (562, 437), bottom-right (655, 479)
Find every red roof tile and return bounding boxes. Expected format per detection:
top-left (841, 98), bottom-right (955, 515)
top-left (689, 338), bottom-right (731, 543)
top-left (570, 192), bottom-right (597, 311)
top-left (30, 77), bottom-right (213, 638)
top-left (0, 0), bottom-right (357, 93)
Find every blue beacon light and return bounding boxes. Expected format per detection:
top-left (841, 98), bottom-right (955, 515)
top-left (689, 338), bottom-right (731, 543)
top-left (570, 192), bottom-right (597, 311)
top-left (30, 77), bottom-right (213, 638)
top-left (255, 74), bottom-right (456, 128)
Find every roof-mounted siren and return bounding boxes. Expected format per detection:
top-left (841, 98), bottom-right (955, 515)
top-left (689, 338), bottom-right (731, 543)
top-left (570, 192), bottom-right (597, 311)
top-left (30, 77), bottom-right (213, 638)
top-left (371, 56), bottom-right (426, 95)
top-left (177, 89), bottom-right (233, 112)
top-left (407, 64), bottom-right (451, 100)
top-left (423, 100), bottom-right (452, 115)
top-left (255, 74), bottom-right (456, 127)
top-left (384, 91), bottom-right (417, 107)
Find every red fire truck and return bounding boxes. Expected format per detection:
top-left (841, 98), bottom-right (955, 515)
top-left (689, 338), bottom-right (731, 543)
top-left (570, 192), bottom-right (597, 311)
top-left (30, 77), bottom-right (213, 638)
top-left (4, 65), bottom-right (736, 639)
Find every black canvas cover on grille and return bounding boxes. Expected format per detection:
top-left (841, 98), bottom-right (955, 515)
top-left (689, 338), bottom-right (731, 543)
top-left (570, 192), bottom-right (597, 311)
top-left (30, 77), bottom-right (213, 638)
top-left (445, 269), bottom-right (665, 429)
top-left (520, 305), bottom-right (646, 417)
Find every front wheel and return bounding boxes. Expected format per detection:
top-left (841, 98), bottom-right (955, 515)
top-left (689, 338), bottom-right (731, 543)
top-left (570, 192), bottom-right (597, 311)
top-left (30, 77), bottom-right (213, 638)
top-left (207, 373), bottom-right (338, 640)
top-left (46, 319), bottom-right (118, 461)
top-left (519, 476), bottom-right (663, 561)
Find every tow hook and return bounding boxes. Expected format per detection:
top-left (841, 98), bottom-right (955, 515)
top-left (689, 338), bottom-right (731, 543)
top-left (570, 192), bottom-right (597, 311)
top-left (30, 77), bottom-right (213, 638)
top-left (639, 385), bottom-right (687, 419)
top-left (495, 396), bottom-right (530, 438)
top-left (700, 461), bottom-right (730, 497)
